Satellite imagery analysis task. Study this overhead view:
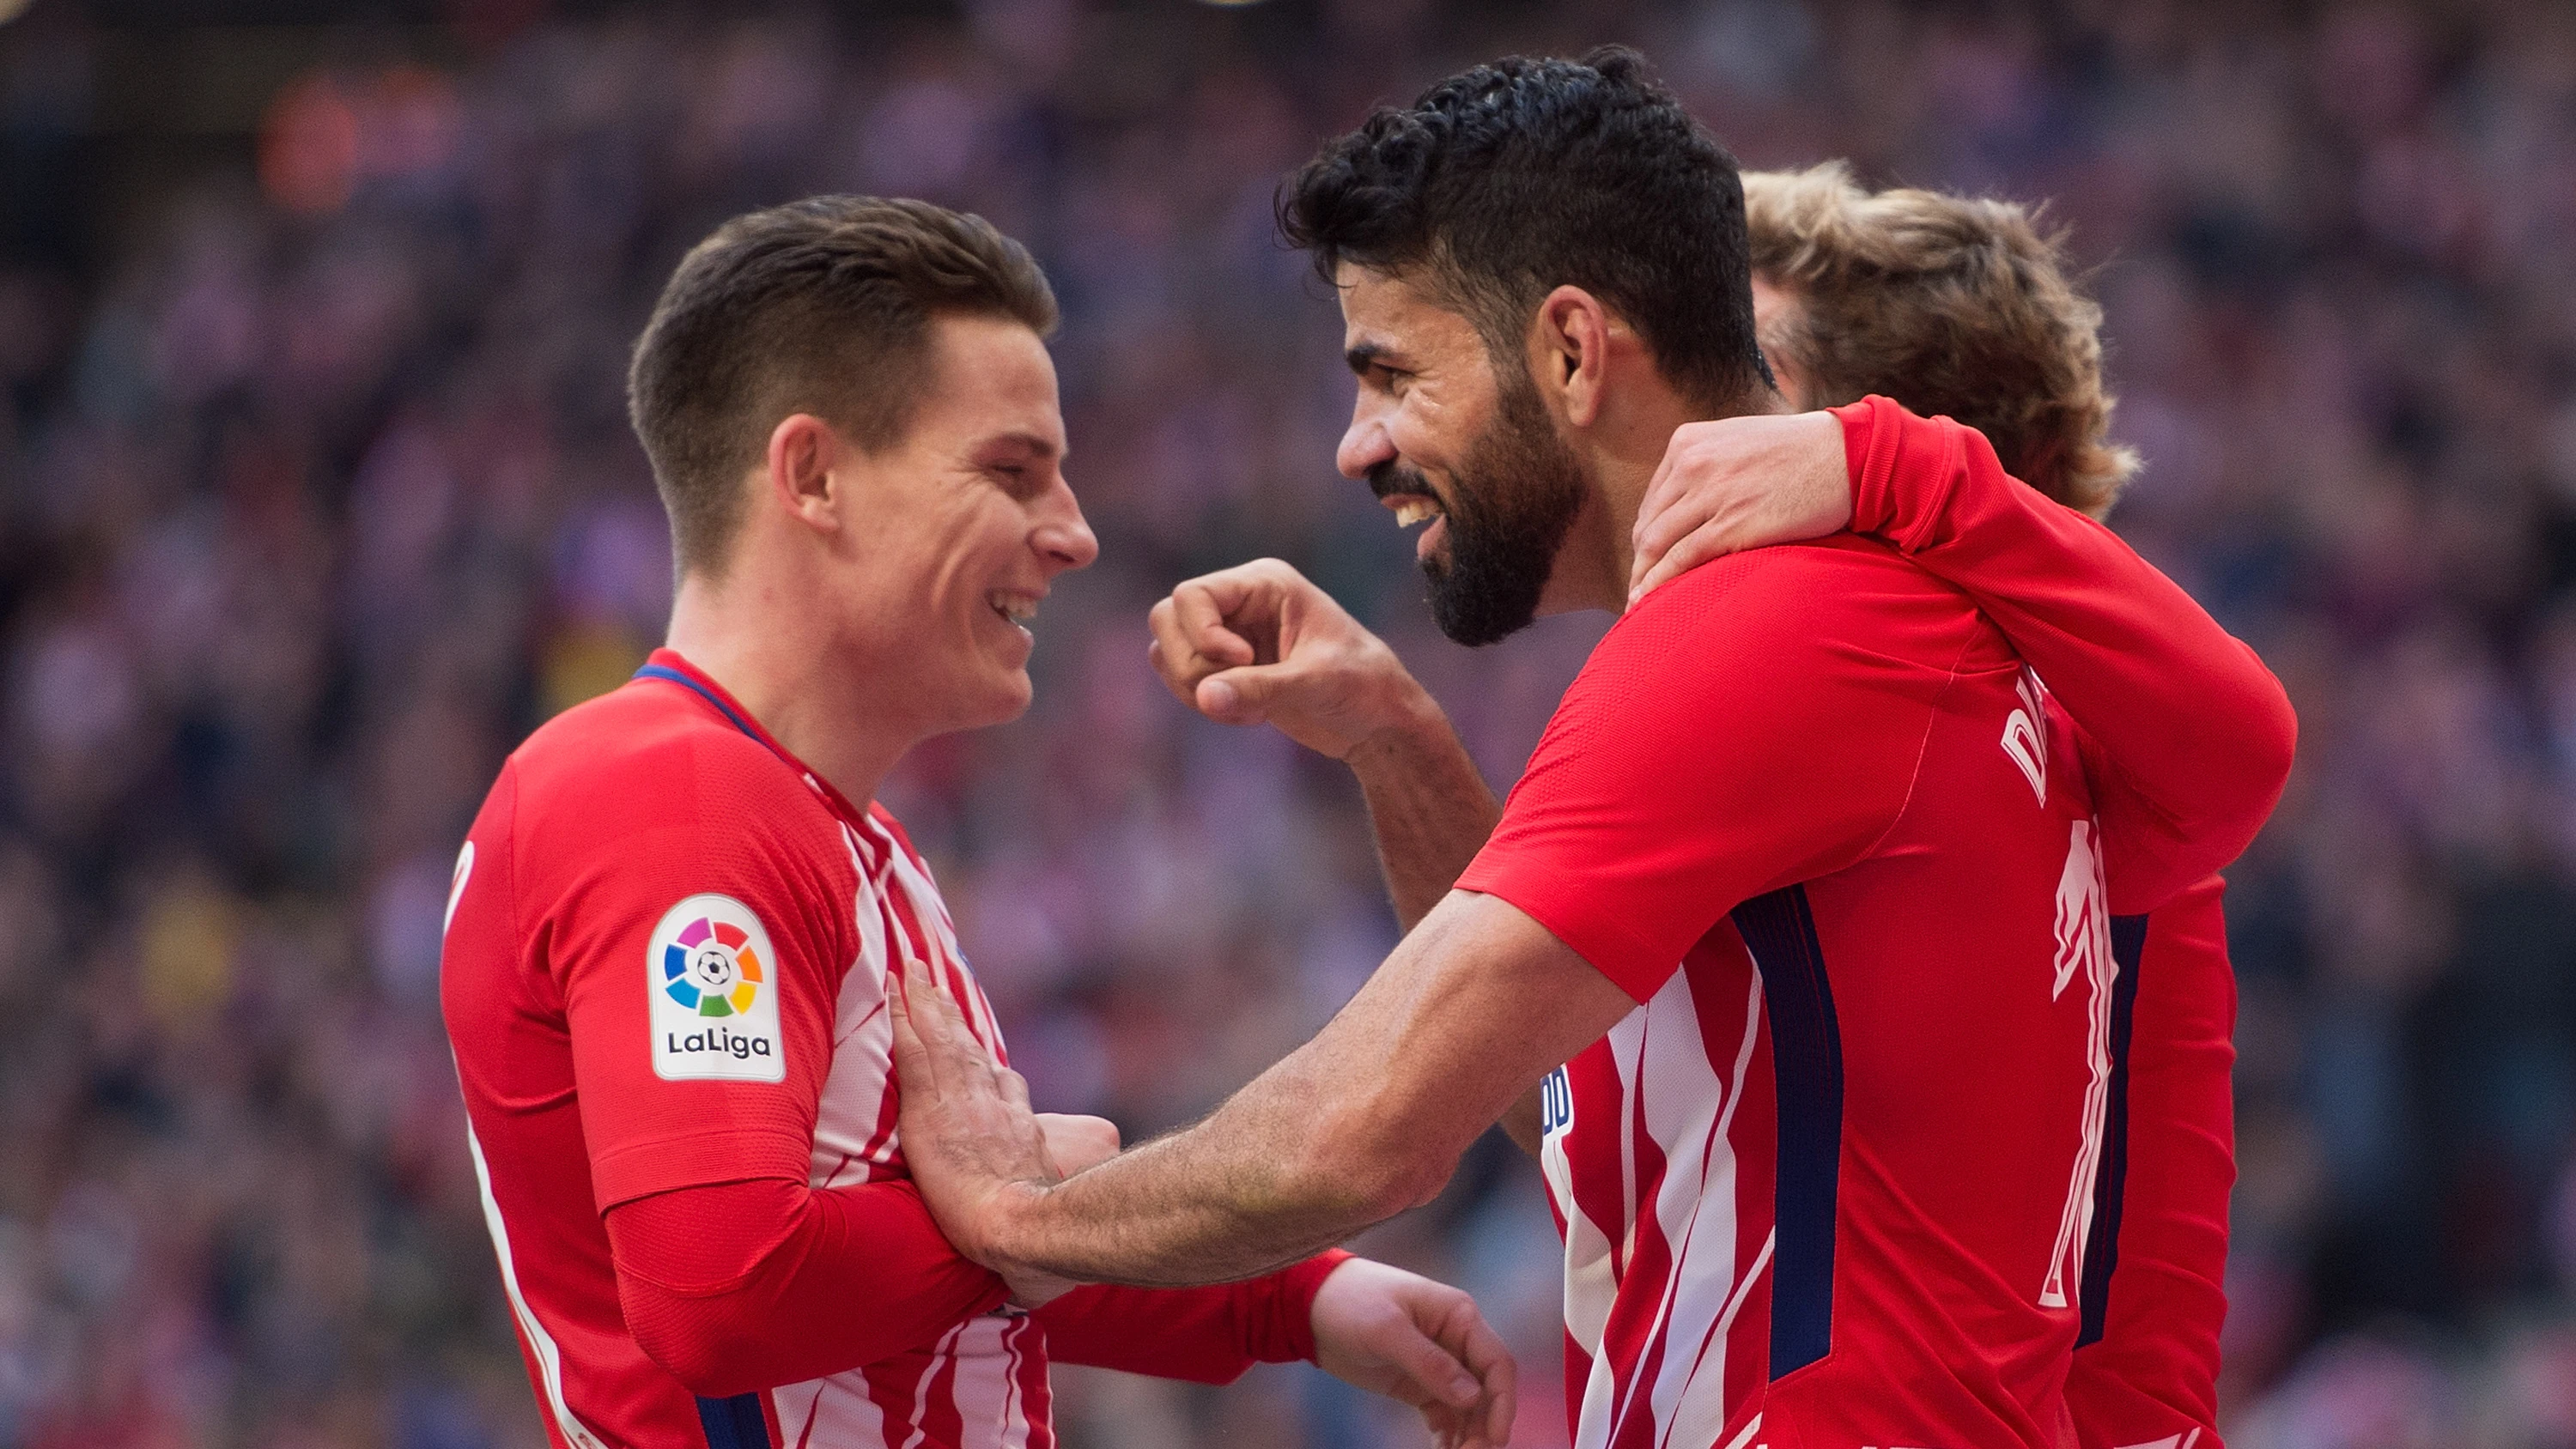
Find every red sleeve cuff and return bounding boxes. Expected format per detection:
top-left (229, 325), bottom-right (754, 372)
top-left (1834, 395), bottom-right (1964, 554)
top-left (1259, 1249), bottom-right (1356, 1363)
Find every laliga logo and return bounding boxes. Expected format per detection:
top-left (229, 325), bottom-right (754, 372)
top-left (648, 894), bottom-right (785, 1082)
top-left (663, 916), bottom-right (764, 1017)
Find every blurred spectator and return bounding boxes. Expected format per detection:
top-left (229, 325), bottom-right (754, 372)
top-left (1, 2), bottom-right (2573, 1445)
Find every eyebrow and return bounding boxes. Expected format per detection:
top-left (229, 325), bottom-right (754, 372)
top-left (1344, 341), bottom-right (1403, 376)
top-left (981, 430), bottom-right (1065, 463)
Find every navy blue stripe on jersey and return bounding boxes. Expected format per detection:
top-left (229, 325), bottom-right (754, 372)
top-left (2076, 912), bottom-right (2152, 1348)
top-left (634, 664), bottom-right (764, 746)
top-left (1732, 883), bottom-right (1844, 1379)
top-left (696, 1393), bottom-right (773, 1449)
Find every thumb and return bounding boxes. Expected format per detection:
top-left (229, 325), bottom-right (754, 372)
top-left (1195, 665), bottom-right (1278, 724)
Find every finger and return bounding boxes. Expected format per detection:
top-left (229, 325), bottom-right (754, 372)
top-left (1410, 1293), bottom-right (1516, 1446)
top-left (1171, 580), bottom-right (1256, 668)
top-left (1628, 515), bottom-right (1736, 606)
top-left (1634, 431), bottom-right (1686, 535)
top-left (923, 973), bottom-right (1007, 1092)
top-left (906, 957), bottom-right (991, 1088)
top-left (1631, 486), bottom-right (1721, 586)
top-left (1435, 1299), bottom-right (1517, 1446)
top-left (886, 967), bottom-right (942, 1100)
top-left (1145, 605), bottom-right (1210, 705)
top-left (998, 1066), bottom-right (1033, 1113)
top-left (1381, 1318), bottom-right (1484, 1421)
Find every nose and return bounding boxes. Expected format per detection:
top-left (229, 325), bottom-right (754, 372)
top-left (1336, 392), bottom-right (1396, 482)
top-left (1033, 476), bottom-right (1099, 576)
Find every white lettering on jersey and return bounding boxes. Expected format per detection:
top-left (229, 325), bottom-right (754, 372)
top-left (647, 893), bottom-right (787, 1083)
top-left (444, 840), bottom-right (475, 939)
top-left (2001, 670), bottom-right (2050, 805)
top-left (2039, 820), bottom-right (2117, 1309)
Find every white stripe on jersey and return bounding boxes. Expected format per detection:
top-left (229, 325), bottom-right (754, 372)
top-left (780, 812), bottom-right (1030, 1448)
top-left (1648, 973), bottom-right (1767, 1448)
top-left (465, 1123), bottom-right (608, 1449)
top-left (1552, 965), bottom-right (1771, 1449)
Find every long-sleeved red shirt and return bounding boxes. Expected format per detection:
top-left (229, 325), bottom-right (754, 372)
top-left (1844, 396), bottom-right (2262, 1449)
top-left (445, 650), bottom-right (1350, 1449)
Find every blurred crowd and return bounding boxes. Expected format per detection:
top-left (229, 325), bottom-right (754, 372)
top-left (0, 0), bottom-right (2572, 1446)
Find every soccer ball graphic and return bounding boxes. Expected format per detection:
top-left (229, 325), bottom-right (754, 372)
top-left (662, 916), bottom-right (765, 1017)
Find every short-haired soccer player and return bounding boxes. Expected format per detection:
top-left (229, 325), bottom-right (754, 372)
top-left (439, 197), bottom-right (1514, 1449)
top-left (888, 51), bottom-right (2293, 1449)
top-left (1625, 162), bottom-right (2232, 1449)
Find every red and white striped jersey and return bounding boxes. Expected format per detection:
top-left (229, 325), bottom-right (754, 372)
top-left (443, 650), bottom-right (1053, 1449)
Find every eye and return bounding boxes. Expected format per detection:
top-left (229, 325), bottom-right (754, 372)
top-left (986, 461), bottom-right (1044, 499)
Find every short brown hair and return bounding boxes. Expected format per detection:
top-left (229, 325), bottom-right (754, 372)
top-left (629, 196), bottom-right (1058, 577)
top-left (1744, 163), bottom-right (2138, 518)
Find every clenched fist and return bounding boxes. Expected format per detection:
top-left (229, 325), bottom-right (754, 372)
top-left (1146, 558), bottom-right (1437, 761)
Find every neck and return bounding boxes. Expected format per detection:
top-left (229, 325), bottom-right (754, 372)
top-left (664, 567), bottom-right (911, 808)
top-left (1556, 383), bottom-right (1792, 614)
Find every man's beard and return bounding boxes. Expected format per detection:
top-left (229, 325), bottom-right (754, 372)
top-left (1376, 376), bottom-right (1589, 647)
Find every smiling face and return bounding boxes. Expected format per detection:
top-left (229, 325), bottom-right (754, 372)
top-left (1333, 265), bottom-right (1589, 647)
top-left (828, 313), bottom-right (1097, 735)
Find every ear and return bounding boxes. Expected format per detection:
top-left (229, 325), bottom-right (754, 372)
top-left (1531, 285), bottom-right (1615, 428)
top-left (763, 413), bottom-right (846, 536)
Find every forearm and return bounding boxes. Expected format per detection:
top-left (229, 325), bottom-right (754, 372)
top-left (975, 1059), bottom-right (1431, 1286)
top-left (607, 1177), bottom-right (1005, 1395)
top-left (1346, 693), bottom-right (1502, 931)
top-left (951, 895), bottom-right (1619, 1287)
top-left (1033, 1252), bottom-right (1350, 1383)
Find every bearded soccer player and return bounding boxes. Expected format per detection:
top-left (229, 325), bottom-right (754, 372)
top-left (888, 50), bottom-right (2293, 1449)
top-left (438, 197), bottom-right (1515, 1449)
top-left (1126, 164), bottom-right (2240, 1449)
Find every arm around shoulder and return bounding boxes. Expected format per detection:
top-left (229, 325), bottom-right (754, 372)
top-left (1835, 396), bottom-right (2296, 907)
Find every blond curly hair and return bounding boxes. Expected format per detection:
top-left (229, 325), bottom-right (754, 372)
top-left (1744, 162), bottom-right (2139, 518)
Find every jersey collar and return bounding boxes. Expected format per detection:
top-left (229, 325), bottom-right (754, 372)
top-left (630, 649), bottom-right (876, 828)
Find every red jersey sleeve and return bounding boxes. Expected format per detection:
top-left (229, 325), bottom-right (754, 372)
top-left (2064, 874), bottom-right (2234, 1449)
top-left (1033, 1251), bottom-right (1353, 1384)
top-left (1456, 539), bottom-right (1975, 1000)
top-left (538, 732), bottom-right (853, 1210)
top-left (1834, 396), bottom-right (2297, 912)
top-left (606, 1178), bottom-right (1005, 1397)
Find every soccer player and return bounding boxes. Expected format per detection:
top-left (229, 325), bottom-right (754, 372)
top-left (887, 50), bottom-right (2293, 1449)
top-left (1629, 163), bottom-right (2232, 1449)
top-left (1133, 164), bottom-right (2236, 1449)
top-left (438, 196), bottom-right (1515, 1449)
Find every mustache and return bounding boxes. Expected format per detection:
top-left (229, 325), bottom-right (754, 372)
top-left (1368, 459), bottom-right (1437, 500)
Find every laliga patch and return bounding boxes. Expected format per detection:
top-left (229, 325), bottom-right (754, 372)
top-left (647, 894), bottom-right (786, 1083)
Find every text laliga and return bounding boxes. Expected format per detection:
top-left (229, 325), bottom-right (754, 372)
top-left (665, 1025), bottom-right (774, 1059)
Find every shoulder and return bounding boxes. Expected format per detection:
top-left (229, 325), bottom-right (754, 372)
top-left (1586, 537), bottom-right (1989, 698)
top-left (505, 682), bottom-right (846, 865)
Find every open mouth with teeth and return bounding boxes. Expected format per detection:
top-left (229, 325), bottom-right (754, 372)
top-left (987, 591), bottom-right (1040, 630)
top-left (1381, 494), bottom-right (1449, 561)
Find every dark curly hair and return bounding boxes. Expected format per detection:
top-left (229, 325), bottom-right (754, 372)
top-left (629, 196), bottom-right (1057, 579)
top-left (1279, 46), bottom-right (1771, 412)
